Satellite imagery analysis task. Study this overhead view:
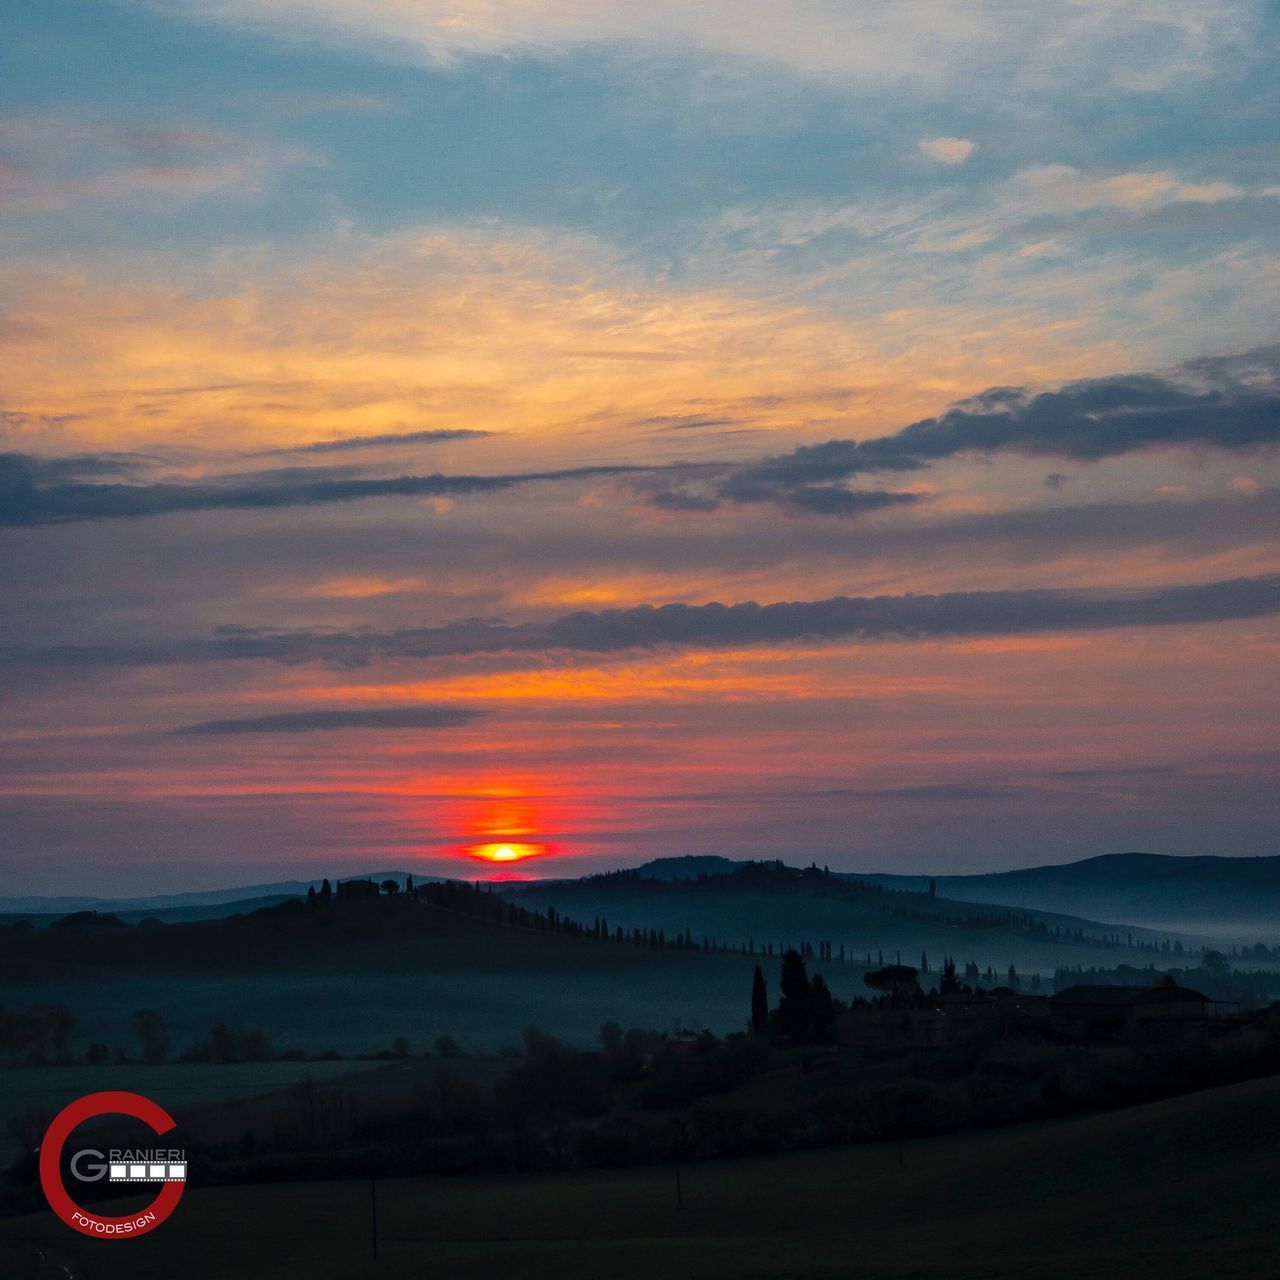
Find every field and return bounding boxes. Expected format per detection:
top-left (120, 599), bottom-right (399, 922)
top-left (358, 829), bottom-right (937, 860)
top-left (0, 1061), bottom-right (360, 1161)
top-left (4, 1072), bottom-right (1278, 1279)
top-left (0, 953), bottom-right (764, 1061)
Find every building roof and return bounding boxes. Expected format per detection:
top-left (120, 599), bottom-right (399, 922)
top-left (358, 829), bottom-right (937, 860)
top-left (1051, 985), bottom-right (1146, 1006)
top-left (1051, 980), bottom-right (1209, 1008)
top-left (1133, 983), bottom-right (1209, 1005)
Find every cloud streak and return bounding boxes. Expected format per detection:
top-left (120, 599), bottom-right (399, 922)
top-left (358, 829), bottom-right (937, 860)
top-left (249, 428), bottom-right (492, 457)
top-left (10, 574), bottom-right (1277, 669)
top-left (5, 346), bottom-right (1276, 526)
top-left (684, 347), bottom-right (1280, 510)
top-left (0, 454), bottom-right (647, 526)
top-left (175, 705), bottom-right (484, 734)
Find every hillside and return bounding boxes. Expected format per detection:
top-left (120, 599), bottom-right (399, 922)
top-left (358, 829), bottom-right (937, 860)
top-left (0, 894), bottom-right (301, 929)
top-left (852, 851), bottom-right (1280, 941)
top-left (501, 860), bottom-right (1201, 975)
top-left (0, 871), bottom-right (418, 916)
top-left (633, 855), bottom-right (748, 880)
top-left (0, 893), bottom-right (763, 1055)
top-left (5, 1073), bottom-right (1278, 1279)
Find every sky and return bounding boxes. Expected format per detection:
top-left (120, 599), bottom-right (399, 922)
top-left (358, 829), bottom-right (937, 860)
top-left (1, 1), bottom-right (1278, 895)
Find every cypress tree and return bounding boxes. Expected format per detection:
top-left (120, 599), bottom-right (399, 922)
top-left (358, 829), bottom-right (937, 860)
top-left (750, 965), bottom-right (768, 1033)
top-left (776, 950), bottom-right (812, 1042)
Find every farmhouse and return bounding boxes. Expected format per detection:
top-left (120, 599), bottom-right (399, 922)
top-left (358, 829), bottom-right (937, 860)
top-left (836, 987), bottom-right (1049, 1046)
top-left (336, 878), bottom-right (379, 901)
top-left (1049, 976), bottom-right (1212, 1039)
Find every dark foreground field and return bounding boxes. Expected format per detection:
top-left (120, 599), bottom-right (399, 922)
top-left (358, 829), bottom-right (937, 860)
top-left (4, 1073), bottom-right (1278, 1280)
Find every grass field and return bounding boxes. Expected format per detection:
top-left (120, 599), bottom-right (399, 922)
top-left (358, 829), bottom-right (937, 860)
top-left (4, 1073), bottom-right (1278, 1279)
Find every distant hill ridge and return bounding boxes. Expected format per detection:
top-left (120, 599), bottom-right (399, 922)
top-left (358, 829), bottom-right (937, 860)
top-left (6, 851), bottom-right (1278, 943)
top-left (848, 851), bottom-right (1280, 940)
top-left (0, 870), bottom-right (420, 916)
top-left (620, 852), bottom-right (1280, 945)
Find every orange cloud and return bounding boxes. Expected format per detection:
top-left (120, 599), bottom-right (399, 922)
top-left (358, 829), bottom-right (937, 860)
top-left (0, 227), bottom-right (1128, 463)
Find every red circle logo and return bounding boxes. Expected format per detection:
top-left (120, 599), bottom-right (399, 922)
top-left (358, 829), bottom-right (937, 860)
top-left (39, 1092), bottom-right (185, 1239)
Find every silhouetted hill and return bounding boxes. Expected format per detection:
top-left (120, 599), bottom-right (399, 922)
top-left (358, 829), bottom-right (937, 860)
top-left (0, 890), bottom-right (678, 980)
top-left (632, 855), bottom-right (746, 880)
top-left (0, 887), bottom-right (765, 1054)
top-left (850, 851), bottom-right (1280, 940)
top-left (501, 859), bottom-right (1197, 973)
top-left (0, 894), bottom-right (301, 929)
top-left (0, 871), bottom-right (420, 919)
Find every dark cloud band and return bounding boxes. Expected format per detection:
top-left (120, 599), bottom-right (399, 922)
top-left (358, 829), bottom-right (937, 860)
top-left (10, 574), bottom-right (1277, 669)
top-left (675, 345), bottom-right (1280, 513)
top-left (0, 456), bottom-right (645, 526)
top-left (250, 428), bottom-right (492, 456)
top-left (175, 705), bottom-right (484, 734)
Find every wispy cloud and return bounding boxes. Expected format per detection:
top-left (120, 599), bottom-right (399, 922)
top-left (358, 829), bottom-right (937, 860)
top-left (1004, 164), bottom-right (1245, 215)
top-left (6, 227), bottom-right (1015, 459)
top-left (7, 347), bottom-right (1275, 525)
top-left (151, 1), bottom-right (1263, 94)
top-left (918, 137), bottom-right (974, 165)
top-left (0, 116), bottom-right (309, 211)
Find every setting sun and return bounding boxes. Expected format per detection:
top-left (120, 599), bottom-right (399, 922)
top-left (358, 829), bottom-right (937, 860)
top-left (466, 842), bottom-right (544, 864)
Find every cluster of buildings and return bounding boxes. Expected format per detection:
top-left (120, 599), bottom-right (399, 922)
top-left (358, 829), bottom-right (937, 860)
top-left (837, 973), bottom-right (1241, 1045)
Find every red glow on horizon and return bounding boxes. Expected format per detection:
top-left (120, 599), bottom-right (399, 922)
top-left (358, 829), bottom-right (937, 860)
top-left (422, 783), bottom-right (587, 876)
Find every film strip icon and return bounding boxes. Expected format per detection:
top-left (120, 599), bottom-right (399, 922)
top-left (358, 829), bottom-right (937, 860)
top-left (108, 1163), bottom-right (186, 1183)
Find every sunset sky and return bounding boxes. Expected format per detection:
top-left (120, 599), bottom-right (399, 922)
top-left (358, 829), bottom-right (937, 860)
top-left (2, 2), bottom-right (1278, 895)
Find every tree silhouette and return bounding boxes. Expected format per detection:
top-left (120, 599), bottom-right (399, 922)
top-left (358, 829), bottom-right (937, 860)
top-left (776, 950), bottom-right (812, 1041)
top-left (320, 878), bottom-right (332, 902)
top-left (132, 1008), bottom-right (168, 1064)
top-left (46, 1006), bottom-right (76, 1063)
top-left (750, 965), bottom-right (768, 1033)
top-left (810, 974), bottom-right (836, 1042)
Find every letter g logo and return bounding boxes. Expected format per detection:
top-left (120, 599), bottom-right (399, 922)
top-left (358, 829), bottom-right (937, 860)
top-left (69, 1148), bottom-right (107, 1182)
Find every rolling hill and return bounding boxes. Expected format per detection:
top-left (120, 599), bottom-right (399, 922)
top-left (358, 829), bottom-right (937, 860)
top-left (850, 851), bottom-right (1280, 941)
top-left (500, 859), bottom-right (1204, 976)
top-left (0, 871), bottom-right (417, 917)
top-left (0, 892), bottom-right (764, 1055)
